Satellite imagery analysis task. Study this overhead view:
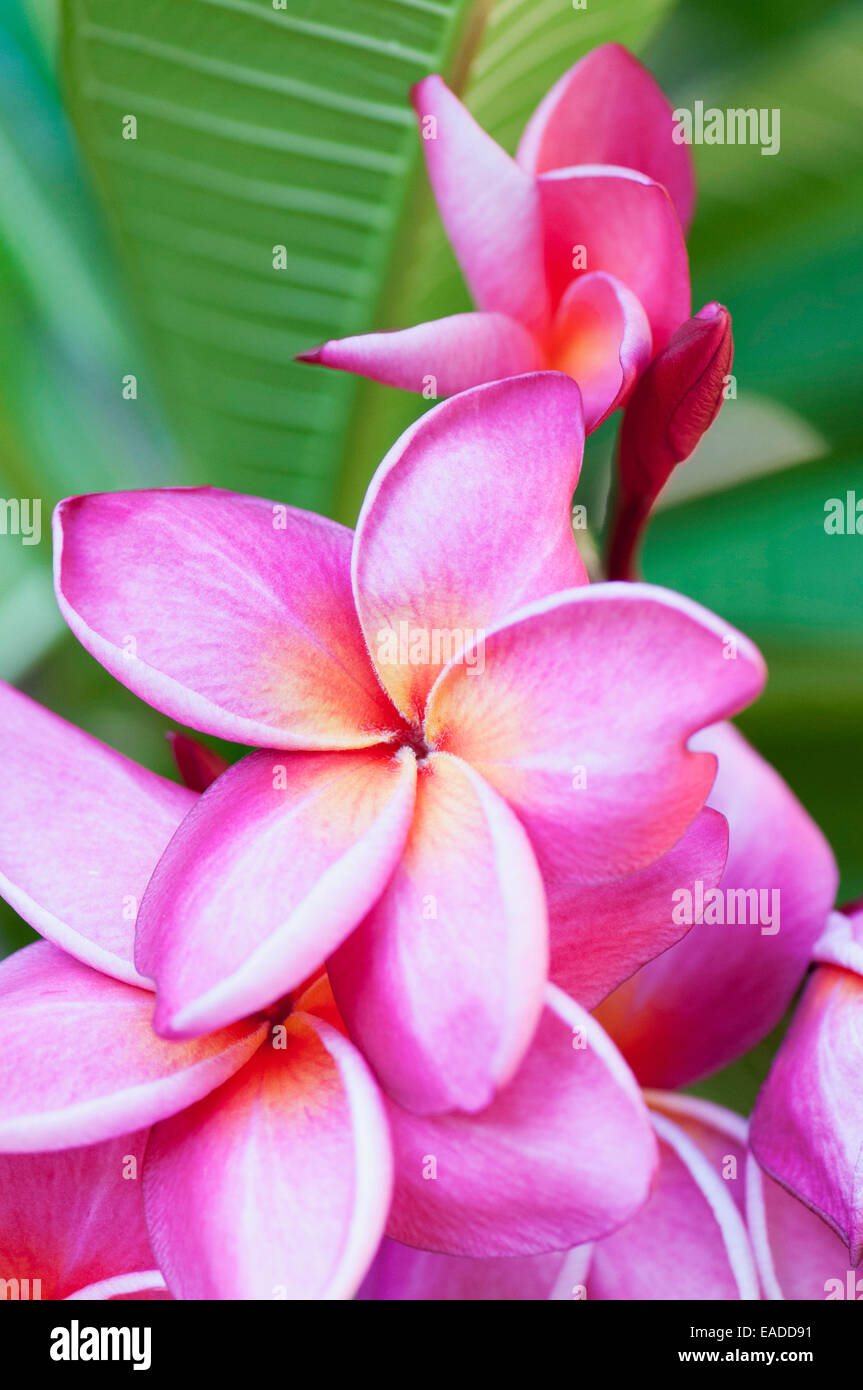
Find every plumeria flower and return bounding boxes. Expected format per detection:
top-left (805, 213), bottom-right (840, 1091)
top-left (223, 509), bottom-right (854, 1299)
top-left (298, 44), bottom-right (695, 432)
top-left (0, 685), bottom-right (662, 1297)
top-left (359, 1096), bottom-right (760, 1300)
top-left (359, 731), bottom-right (839, 1301)
top-left (48, 374), bottom-right (765, 1117)
top-left (750, 903), bottom-right (863, 1270)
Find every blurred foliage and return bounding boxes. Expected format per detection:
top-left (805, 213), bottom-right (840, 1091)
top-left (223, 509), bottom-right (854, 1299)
top-left (0, 0), bottom-right (861, 1112)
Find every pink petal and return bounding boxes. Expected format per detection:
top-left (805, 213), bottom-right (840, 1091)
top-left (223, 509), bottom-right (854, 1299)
top-left (299, 312), bottom-right (542, 396)
top-left (517, 43), bottom-right (696, 231)
top-left (549, 272), bottom-right (652, 431)
top-left (353, 373), bottom-right (586, 723)
top-left (648, 1090), bottom-right (749, 1216)
top-left (598, 722), bottom-right (838, 1087)
top-left (0, 942), bottom-right (265, 1151)
top-left (142, 1002), bottom-right (392, 1299)
top-left (329, 752), bottom-right (547, 1115)
top-left (608, 302), bottom-right (733, 580)
top-left (588, 1099), bottom-right (759, 1299)
top-left (136, 746), bottom-right (417, 1039)
top-left (426, 585), bottom-right (765, 885)
top-left (167, 731), bottom-right (229, 792)
top-left (0, 1130), bottom-right (156, 1301)
top-left (412, 75), bottom-right (550, 335)
top-left (67, 1272), bottom-right (170, 1300)
top-left (548, 807), bottom-right (728, 1009)
top-left (358, 1239), bottom-right (589, 1301)
top-left (54, 488), bottom-right (402, 750)
top-left (750, 964), bottom-right (863, 1266)
top-left (814, 905), bottom-right (863, 977)
top-left (384, 985), bottom-right (656, 1256)
top-left (746, 1154), bottom-right (861, 1300)
top-left (0, 680), bottom-right (194, 985)
top-left (538, 167), bottom-right (690, 351)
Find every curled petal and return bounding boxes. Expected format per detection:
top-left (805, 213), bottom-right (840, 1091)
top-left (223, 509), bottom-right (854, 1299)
top-left (426, 585), bottom-right (765, 885)
top-left (352, 374), bottom-right (586, 723)
top-left (54, 488), bottom-right (401, 750)
top-left (0, 680), bottom-right (194, 985)
top-left (538, 166), bottom-right (690, 350)
top-left (549, 807), bottom-right (728, 1009)
top-left (750, 964), bottom-right (863, 1266)
top-left (143, 1007), bottom-right (392, 1299)
top-left (549, 272), bottom-right (651, 432)
top-left (0, 943), bottom-right (265, 1151)
top-left (136, 747), bottom-right (417, 1039)
top-left (517, 42), bottom-right (696, 231)
top-left (329, 752), bottom-right (548, 1115)
top-left (598, 722), bottom-right (837, 1088)
top-left (385, 985), bottom-right (656, 1257)
top-left (412, 75), bottom-right (550, 334)
top-left (298, 312), bottom-right (542, 397)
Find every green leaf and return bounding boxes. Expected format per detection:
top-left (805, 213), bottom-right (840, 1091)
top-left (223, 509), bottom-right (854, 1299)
top-left (61, 0), bottom-right (674, 521)
top-left (645, 450), bottom-right (863, 902)
top-left (0, 1), bottom-right (173, 677)
top-left (337, 0), bottom-right (676, 519)
top-left (658, 1), bottom-right (863, 452)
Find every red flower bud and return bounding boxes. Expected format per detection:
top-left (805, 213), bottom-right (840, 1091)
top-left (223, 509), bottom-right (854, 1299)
top-left (607, 302), bottom-right (733, 580)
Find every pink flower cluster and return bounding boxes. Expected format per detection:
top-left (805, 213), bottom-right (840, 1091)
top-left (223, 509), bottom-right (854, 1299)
top-left (0, 45), bottom-right (856, 1303)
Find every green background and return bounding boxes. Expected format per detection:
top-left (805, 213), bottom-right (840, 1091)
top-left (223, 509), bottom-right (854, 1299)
top-left (1, 0), bottom-right (860, 1111)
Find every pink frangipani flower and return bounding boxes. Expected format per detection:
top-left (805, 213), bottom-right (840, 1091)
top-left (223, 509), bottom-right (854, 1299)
top-left (750, 904), bottom-right (863, 1269)
top-left (46, 374), bottom-right (766, 1119)
top-left (298, 44), bottom-right (695, 432)
top-left (0, 687), bottom-right (662, 1294)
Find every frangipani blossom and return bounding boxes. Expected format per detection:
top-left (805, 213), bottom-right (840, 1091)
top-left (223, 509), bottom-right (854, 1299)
top-left (360, 1095), bottom-right (760, 1300)
top-left (750, 905), bottom-right (863, 1268)
top-left (49, 374), bottom-right (766, 1117)
top-left (299, 44), bottom-right (694, 431)
top-left (0, 681), bottom-right (665, 1293)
